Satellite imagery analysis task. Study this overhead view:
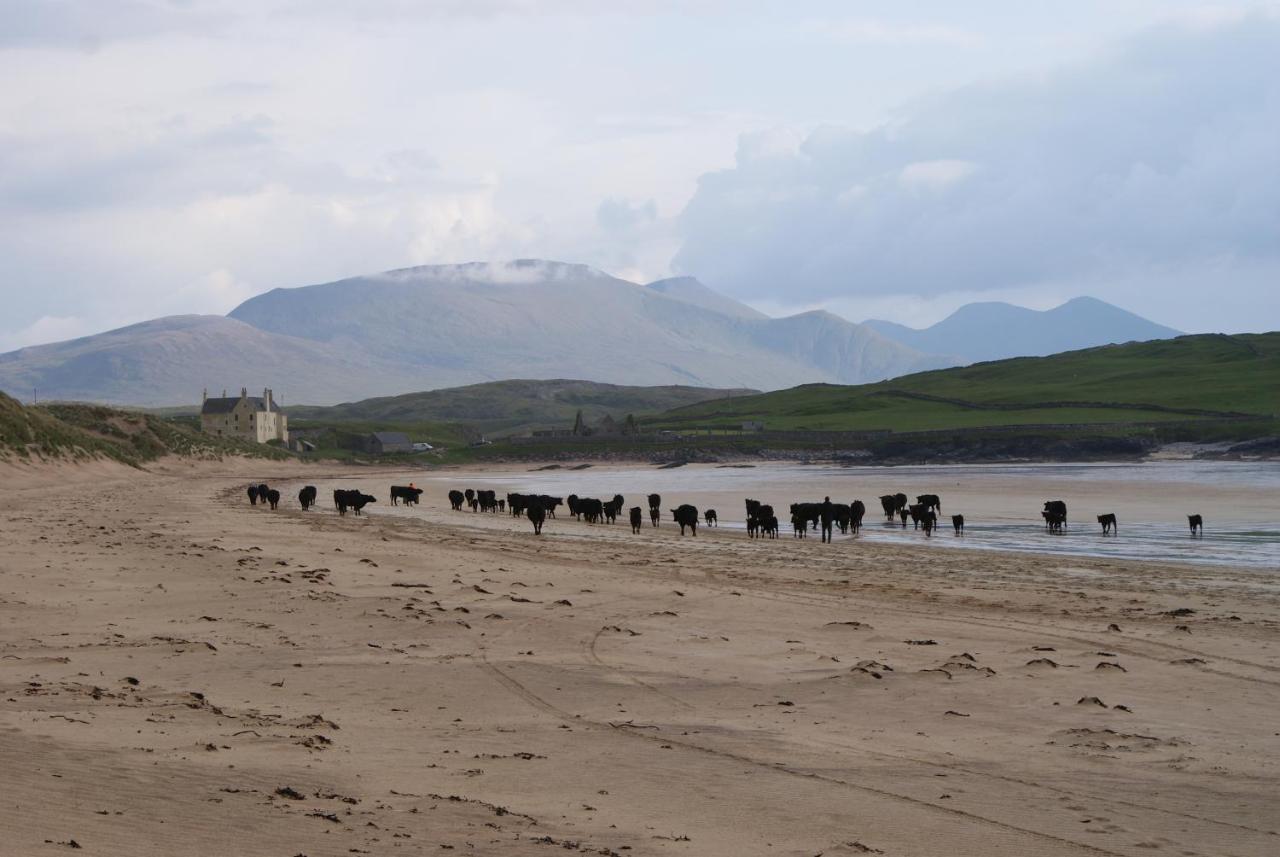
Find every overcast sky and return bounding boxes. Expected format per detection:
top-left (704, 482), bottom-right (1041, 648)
top-left (1, 0), bottom-right (1277, 350)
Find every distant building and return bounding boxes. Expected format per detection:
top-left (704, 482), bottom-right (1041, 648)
top-left (362, 431), bottom-right (414, 454)
top-left (200, 387), bottom-right (288, 444)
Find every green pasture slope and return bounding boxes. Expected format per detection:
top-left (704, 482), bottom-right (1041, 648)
top-left (287, 379), bottom-right (756, 440)
top-left (1, 393), bottom-right (291, 466)
top-left (649, 333), bottom-right (1280, 434)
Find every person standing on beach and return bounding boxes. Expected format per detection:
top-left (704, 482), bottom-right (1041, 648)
top-left (820, 496), bottom-right (835, 543)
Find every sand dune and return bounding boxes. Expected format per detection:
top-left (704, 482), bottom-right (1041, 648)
top-left (1, 459), bottom-right (1277, 856)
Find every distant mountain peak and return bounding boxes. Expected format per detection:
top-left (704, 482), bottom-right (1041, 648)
top-left (864, 295), bottom-right (1181, 365)
top-left (644, 275), bottom-right (767, 320)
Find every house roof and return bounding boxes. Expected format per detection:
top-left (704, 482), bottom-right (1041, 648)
top-left (200, 396), bottom-right (280, 415)
top-left (370, 431), bottom-right (411, 444)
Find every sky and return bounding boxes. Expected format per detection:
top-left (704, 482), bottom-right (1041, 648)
top-left (1, 0), bottom-right (1277, 351)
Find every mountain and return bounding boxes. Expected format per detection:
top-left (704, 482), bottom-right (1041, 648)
top-left (227, 260), bottom-right (943, 392)
top-left (0, 260), bottom-right (946, 407)
top-left (864, 296), bottom-right (1182, 364)
top-left (286, 378), bottom-right (757, 436)
top-left (644, 276), bottom-right (767, 320)
top-left (0, 315), bottom-right (456, 408)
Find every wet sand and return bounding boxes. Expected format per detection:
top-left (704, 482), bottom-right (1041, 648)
top-left (1, 457), bottom-right (1278, 856)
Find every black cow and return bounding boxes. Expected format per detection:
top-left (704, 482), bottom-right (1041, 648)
top-left (477, 490), bottom-right (498, 513)
top-left (671, 504), bottom-right (699, 536)
top-left (1188, 514), bottom-right (1203, 537)
top-left (334, 489), bottom-right (377, 516)
top-left (649, 505), bottom-right (660, 528)
top-left (878, 495), bottom-right (896, 521)
top-left (298, 485), bottom-right (317, 510)
top-left (791, 502), bottom-right (821, 532)
top-left (448, 489), bottom-right (465, 511)
top-left (907, 503), bottom-right (926, 530)
top-left (898, 508), bottom-right (910, 527)
top-left (951, 514), bottom-right (965, 536)
top-left (850, 500), bottom-right (865, 534)
top-left (464, 488), bottom-right (475, 507)
top-left (390, 485), bottom-right (423, 506)
top-left (920, 510), bottom-right (936, 536)
top-left (527, 499), bottom-right (547, 535)
top-left (257, 484), bottom-right (270, 507)
top-left (746, 514), bottom-right (760, 538)
top-left (648, 493), bottom-right (661, 514)
top-left (1042, 510), bottom-right (1065, 534)
top-left (763, 515), bottom-right (779, 539)
top-left (629, 507), bottom-right (643, 534)
top-left (1044, 500), bottom-right (1068, 529)
top-left (541, 496), bottom-right (563, 518)
top-left (758, 504), bottom-right (774, 525)
top-left (1098, 513), bottom-right (1117, 535)
top-left (834, 503), bottom-right (851, 535)
top-left (567, 494), bottom-right (581, 519)
top-left (704, 509), bottom-right (718, 527)
top-left (579, 497), bottom-right (604, 524)
top-left (265, 489), bottom-right (281, 510)
top-left (745, 498), bottom-right (761, 520)
top-left (247, 485), bottom-right (259, 506)
top-left (498, 499), bottom-right (506, 513)
top-left (916, 494), bottom-right (941, 513)
top-left (507, 492), bottom-right (529, 517)
top-left (603, 495), bottom-right (624, 524)
top-left (791, 510), bottom-right (807, 538)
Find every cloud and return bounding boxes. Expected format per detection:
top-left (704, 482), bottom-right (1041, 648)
top-left (797, 18), bottom-right (981, 47)
top-left (673, 14), bottom-right (1280, 324)
top-left (0, 315), bottom-right (109, 352)
top-left (596, 197), bottom-right (657, 232)
top-left (0, 0), bottom-right (229, 51)
top-left (898, 159), bottom-right (977, 190)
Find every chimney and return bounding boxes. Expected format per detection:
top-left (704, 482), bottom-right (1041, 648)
top-left (222, 388), bottom-right (227, 398)
top-left (240, 387), bottom-right (248, 399)
top-left (202, 388), bottom-right (207, 403)
top-left (264, 388), bottom-right (272, 410)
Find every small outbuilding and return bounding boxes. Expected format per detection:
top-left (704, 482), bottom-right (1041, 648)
top-left (363, 431), bottom-right (414, 454)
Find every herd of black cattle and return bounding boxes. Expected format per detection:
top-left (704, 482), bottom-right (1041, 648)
top-left (244, 482), bottom-right (1208, 539)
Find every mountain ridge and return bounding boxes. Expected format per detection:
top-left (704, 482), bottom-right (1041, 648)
top-left (864, 296), bottom-right (1182, 364)
top-left (0, 260), bottom-right (944, 406)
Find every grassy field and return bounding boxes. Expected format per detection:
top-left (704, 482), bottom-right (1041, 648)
top-left (286, 378), bottom-right (756, 439)
top-left (647, 333), bottom-right (1280, 433)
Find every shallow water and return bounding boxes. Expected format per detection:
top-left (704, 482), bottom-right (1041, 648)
top-left (403, 460), bottom-right (1280, 570)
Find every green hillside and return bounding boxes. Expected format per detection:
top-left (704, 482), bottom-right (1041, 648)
top-left (1, 393), bottom-right (291, 466)
top-left (648, 333), bottom-right (1280, 433)
top-left (288, 378), bottom-right (756, 437)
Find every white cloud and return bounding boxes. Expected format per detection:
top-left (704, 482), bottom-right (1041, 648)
top-left (675, 14), bottom-right (1280, 332)
top-left (798, 18), bottom-right (981, 47)
top-left (0, 315), bottom-right (111, 352)
top-left (898, 159), bottom-right (977, 190)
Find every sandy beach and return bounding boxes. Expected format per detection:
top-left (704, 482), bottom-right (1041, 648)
top-left (2, 457), bottom-right (1278, 856)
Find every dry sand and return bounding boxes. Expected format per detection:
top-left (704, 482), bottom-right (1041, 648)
top-left (1, 458), bottom-right (1278, 856)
